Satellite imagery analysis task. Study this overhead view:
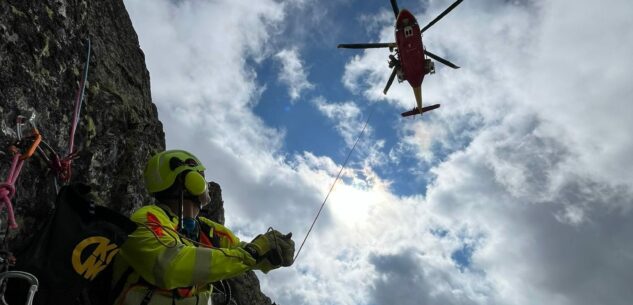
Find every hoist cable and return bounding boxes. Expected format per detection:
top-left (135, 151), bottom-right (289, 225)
top-left (294, 105), bottom-right (376, 262)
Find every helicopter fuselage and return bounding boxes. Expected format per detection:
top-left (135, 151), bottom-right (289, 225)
top-left (395, 9), bottom-right (425, 89)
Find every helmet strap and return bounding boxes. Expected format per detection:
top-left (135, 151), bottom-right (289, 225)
top-left (177, 188), bottom-right (201, 238)
top-left (173, 173), bottom-right (205, 233)
top-left (179, 188), bottom-right (184, 232)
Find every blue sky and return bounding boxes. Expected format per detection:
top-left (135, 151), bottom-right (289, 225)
top-left (124, 0), bottom-right (633, 304)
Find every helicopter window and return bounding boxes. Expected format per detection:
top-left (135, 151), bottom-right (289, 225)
top-left (404, 26), bottom-right (413, 37)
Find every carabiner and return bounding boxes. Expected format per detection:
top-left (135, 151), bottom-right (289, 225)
top-left (18, 129), bottom-right (41, 161)
top-left (14, 115), bottom-right (42, 161)
top-left (0, 271), bottom-right (38, 305)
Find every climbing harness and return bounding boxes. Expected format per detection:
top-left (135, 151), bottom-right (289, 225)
top-left (294, 105), bottom-right (376, 262)
top-left (111, 218), bottom-right (241, 305)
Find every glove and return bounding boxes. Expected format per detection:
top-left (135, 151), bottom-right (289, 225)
top-left (244, 230), bottom-right (295, 273)
top-left (244, 230), bottom-right (280, 273)
top-left (272, 231), bottom-right (295, 267)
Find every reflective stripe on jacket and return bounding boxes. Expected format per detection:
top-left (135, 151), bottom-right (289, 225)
top-left (112, 204), bottom-right (255, 304)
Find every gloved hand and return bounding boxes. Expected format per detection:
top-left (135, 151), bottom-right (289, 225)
top-left (271, 231), bottom-right (295, 267)
top-left (244, 229), bottom-right (295, 273)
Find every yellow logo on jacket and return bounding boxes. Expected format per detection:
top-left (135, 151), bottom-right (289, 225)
top-left (71, 236), bottom-right (119, 280)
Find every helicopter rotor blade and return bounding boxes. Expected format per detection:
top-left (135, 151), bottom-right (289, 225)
top-left (390, 0), bottom-right (400, 18)
top-left (420, 0), bottom-right (463, 33)
top-left (383, 67), bottom-right (398, 94)
top-left (338, 43), bottom-right (396, 49)
top-left (425, 50), bottom-right (460, 69)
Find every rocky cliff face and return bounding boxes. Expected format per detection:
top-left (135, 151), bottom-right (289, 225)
top-left (1, 1), bottom-right (272, 304)
top-left (1, 0), bottom-right (163, 240)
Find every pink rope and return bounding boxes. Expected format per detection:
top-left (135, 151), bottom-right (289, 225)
top-left (0, 192), bottom-right (18, 230)
top-left (57, 87), bottom-right (82, 184)
top-left (0, 154), bottom-right (25, 229)
top-left (61, 39), bottom-right (90, 184)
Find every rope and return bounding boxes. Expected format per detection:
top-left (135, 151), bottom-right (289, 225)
top-left (0, 117), bottom-right (43, 230)
top-left (0, 153), bottom-right (26, 230)
top-left (293, 105), bottom-right (376, 262)
top-left (60, 38), bottom-right (91, 183)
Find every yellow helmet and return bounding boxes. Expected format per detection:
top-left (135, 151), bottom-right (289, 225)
top-left (144, 150), bottom-right (207, 195)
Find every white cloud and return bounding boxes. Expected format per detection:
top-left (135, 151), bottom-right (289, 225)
top-left (274, 47), bottom-right (314, 101)
top-left (526, 0), bottom-right (633, 188)
top-left (124, 0), bottom-right (285, 158)
top-left (313, 97), bottom-right (363, 145)
top-left (339, 0), bottom-right (633, 305)
top-left (312, 96), bottom-right (389, 178)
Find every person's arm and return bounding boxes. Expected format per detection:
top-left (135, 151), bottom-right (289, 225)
top-left (118, 206), bottom-right (255, 289)
top-left (198, 217), bottom-right (241, 248)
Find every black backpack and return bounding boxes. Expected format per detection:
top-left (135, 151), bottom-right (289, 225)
top-left (6, 183), bottom-right (136, 305)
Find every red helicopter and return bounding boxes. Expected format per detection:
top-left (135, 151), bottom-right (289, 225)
top-left (338, 0), bottom-right (463, 117)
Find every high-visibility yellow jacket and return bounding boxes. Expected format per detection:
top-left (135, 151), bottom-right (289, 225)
top-left (112, 204), bottom-right (255, 304)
